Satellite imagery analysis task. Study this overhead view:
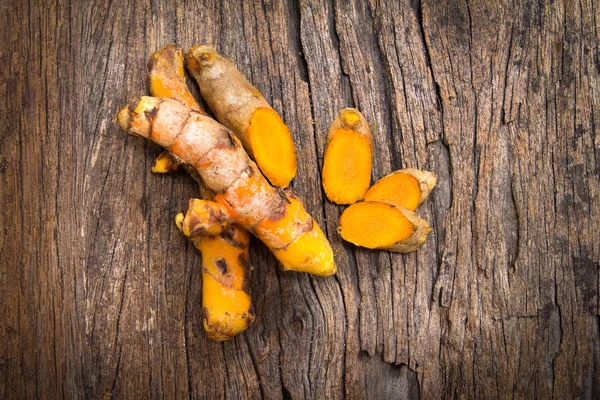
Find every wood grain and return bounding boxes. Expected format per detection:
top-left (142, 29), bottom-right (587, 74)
top-left (1, 0), bottom-right (598, 398)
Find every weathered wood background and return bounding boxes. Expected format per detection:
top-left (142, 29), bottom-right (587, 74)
top-left (1, 0), bottom-right (599, 398)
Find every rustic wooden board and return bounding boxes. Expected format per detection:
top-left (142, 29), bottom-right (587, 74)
top-left (1, 0), bottom-right (599, 398)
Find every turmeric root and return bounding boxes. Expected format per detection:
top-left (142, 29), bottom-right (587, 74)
top-left (148, 44), bottom-right (254, 341)
top-left (148, 43), bottom-right (204, 112)
top-left (185, 45), bottom-right (297, 188)
top-left (118, 97), bottom-right (336, 277)
top-left (362, 168), bottom-right (437, 211)
top-left (338, 201), bottom-right (431, 252)
top-left (322, 108), bottom-right (373, 204)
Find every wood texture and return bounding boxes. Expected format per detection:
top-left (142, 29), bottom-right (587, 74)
top-left (1, 0), bottom-right (599, 398)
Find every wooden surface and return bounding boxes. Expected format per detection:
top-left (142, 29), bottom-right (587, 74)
top-left (1, 0), bottom-right (599, 398)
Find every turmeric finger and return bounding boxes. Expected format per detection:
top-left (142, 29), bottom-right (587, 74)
top-left (148, 43), bottom-right (203, 112)
top-left (148, 44), bottom-right (255, 341)
top-left (362, 168), bottom-right (437, 211)
top-left (185, 45), bottom-right (297, 188)
top-left (322, 108), bottom-right (373, 204)
top-left (338, 201), bottom-right (431, 253)
top-left (147, 44), bottom-right (203, 174)
top-left (118, 97), bottom-right (336, 276)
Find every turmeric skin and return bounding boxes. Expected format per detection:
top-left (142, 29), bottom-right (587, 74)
top-left (363, 168), bottom-right (437, 211)
top-left (338, 201), bottom-right (431, 253)
top-left (322, 108), bottom-right (373, 204)
top-left (186, 45), bottom-right (297, 188)
top-left (118, 96), bottom-right (336, 277)
top-left (147, 44), bottom-right (255, 341)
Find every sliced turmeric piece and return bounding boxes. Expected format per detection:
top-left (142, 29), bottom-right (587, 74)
top-left (118, 96), bottom-right (336, 276)
top-left (322, 108), bottom-right (373, 204)
top-left (363, 168), bottom-right (437, 211)
top-left (338, 201), bottom-right (431, 253)
top-left (186, 45), bottom-right (297, 188)
top-left (147, 44), bottom-right (254, 341)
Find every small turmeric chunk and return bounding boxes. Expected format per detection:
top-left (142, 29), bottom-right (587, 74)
top-left (363, 168), bottom-right (437, 211)
top-left (338, 201), bottom-right (431, 253)
top-left (322, 108), bottom-right (373, 204)
top-left (152, 150), bottom-right (182, 173)
top-left (180, 199), bottom-right (229, 237)
top-left (186, 45), bottom-right (297, 188)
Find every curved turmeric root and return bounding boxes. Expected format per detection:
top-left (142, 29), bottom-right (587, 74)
top-left (148, 44), bottom-right (255, 341)
top-left (363, 168), bottom-right (437, 211)
top-left (338, 201), bottom-right (431, 252)
top-left (322, 108), bottom-right (373, 204)
top-left (185, 45), bottom-right (297, 188)
top-left (118, 97), bottom-right (336, 277)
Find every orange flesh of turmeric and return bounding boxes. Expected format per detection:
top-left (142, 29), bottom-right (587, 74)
top-left (322, 109), bottom-right (372, 205)
top-left (322, 129), bottom-right (372, 204)
top-left (363, 172), bottom-right (421, 211)
top-left (201, 273), bottom-right (253, 341)
top-left (248, 108), bottom-right (297, 187)
top-left (339, 201), bottom-right (414, 249)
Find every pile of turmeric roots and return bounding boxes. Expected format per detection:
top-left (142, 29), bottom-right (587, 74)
top-left (117, 44), bottom-right (436, 341)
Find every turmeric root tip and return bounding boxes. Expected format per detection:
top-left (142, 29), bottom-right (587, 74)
top-left (322, 108), bottom-right (372, 205)
top-left (181, 199), bottom-right (229, 237)
top-left (196, 233), bottom-right (254, 341)
top-left (363, 168), bottom-right (437, 211)
top-left (338, 201), bottom-right (431, 253)
top-left (147, 44), bottom-right (202, 112)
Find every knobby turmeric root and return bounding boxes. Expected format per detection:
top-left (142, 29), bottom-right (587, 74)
top-left (338, 201), bottom-right (431, 252)
top-left (118, 97), bottom-right (336, 277)
top-left (322, 108), bottom-right (373, 204)
top-left (185, 45), bottom-right (297, 188)
top-left (148, 44), bottom-right (254, 341)
top-left (363, 168), bottom-right (437, 211)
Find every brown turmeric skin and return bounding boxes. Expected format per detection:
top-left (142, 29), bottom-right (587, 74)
top-left (322, 108), bottom-right (373, 204)
top-left (147, 44), bottom-right (254, 341)
top-left (118, 96), bottom-right (336, 277)
top-left (185, 45), bottom-right (297, 188)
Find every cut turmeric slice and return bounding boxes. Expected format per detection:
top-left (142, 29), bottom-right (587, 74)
top-left (363, 168), bottom-right (437, 211)
top-left (248, 108), bottom-right (297, 187)
top-left (338, 201), bottom-right (431, 253)
top-left (322, 108), bottom-right (372, 204)
top-left (186, 45), bottom-right (297, 188)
